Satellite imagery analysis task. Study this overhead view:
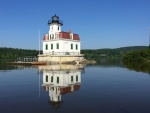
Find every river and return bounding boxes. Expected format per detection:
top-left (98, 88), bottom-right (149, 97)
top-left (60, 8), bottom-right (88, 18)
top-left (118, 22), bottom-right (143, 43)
top-left (0, 59), bottom-right (150, 113)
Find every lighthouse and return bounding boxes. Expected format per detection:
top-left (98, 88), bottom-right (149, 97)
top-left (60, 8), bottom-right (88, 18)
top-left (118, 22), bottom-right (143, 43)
top-left (38, 14), bottom-right (84, 64)
top-left (43, 14), bottom-right (81, 55)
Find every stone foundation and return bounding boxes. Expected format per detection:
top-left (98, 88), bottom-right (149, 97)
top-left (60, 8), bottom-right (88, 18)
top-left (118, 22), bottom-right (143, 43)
top-left (38, 64), bottom-right (85, 71)
top-left (38, 54), bottom-right (85, 64)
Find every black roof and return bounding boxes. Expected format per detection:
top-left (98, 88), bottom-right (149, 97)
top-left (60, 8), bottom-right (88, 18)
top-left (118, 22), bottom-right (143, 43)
top-left (52, 14), bottom-right (59, 18)
top-left (48, 14), bottom-right (63, 25)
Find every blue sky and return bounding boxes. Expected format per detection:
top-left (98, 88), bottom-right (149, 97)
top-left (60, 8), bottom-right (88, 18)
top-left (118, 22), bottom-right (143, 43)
top-left (0, 0), bottom-right (150, 50)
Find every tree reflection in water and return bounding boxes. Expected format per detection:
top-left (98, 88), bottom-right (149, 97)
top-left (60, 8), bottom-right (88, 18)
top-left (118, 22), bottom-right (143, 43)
top-left (123, 61), bottom-right (150, 74)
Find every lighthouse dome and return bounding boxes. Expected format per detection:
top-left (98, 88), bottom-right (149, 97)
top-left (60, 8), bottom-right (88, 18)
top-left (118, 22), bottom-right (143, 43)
top-left (48, 14), bottom-right (63, 25)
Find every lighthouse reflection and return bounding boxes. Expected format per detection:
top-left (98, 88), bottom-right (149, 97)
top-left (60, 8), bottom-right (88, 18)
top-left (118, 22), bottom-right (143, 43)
top-left (38, 64), bottom-right (84, 109)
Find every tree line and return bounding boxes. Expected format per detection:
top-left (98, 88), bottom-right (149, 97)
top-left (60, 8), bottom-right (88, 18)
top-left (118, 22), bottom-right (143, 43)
top-left (0, 47), bottom-right (39, 59)
top-left (81, 46), bottom-right (147, 59)
top-left (0, 46), bottom-right (148, 60)
top-left (123, 46), bottom-right (150, 63)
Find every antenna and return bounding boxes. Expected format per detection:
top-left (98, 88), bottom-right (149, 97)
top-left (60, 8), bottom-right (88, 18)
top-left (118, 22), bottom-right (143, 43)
top-left (39, 30), bottom-right (40, 55)
top-left (38, 70), bottom-right (40, 98)
top-left (149, 28), bottom-right (150, 46)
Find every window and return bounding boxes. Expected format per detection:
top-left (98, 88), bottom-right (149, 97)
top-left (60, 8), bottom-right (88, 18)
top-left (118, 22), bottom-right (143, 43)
top-left (71, 76), bottom-right (73, 82)
top-left (71, 44), bottom-right (73, 50)
top-left (46, 44), bottom-right (48, 50)
top-left (51, 44), bottom-right (53, 50)
top-left (70, 35), bottom-right (73, 39)
top-left (51, 34), bottom-right (54, 39)
top-left (52, 87), bottom-right (54, 90)
top-left (57, 34), bottom-right (59, 38)
top-left (56, 87), bottom-right (57, 91)
top-left (76, 44), bottom-right (78, 50)
top-left (76, 75), bottom-right (78, 82)
top-left (57, 77), bottom-right (59, 83)
top-left (46, 75), bottom-right (48, 82)
top-left (58, 27), bottom-right (59, 30)
top-left (51, 76), bottom-right (53, 82)
top-left (56, 43), bottom-right (59, 49)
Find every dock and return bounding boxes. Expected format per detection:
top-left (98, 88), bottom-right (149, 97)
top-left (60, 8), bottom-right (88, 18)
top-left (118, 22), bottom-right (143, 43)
top-left (7, 62), bottom-right (46, 65)
top-left (6, 56), bottom-right (46, 65)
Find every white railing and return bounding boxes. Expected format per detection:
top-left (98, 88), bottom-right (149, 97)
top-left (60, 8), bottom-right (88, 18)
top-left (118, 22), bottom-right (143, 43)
top-left (17, 56), bottom-right (38, 62)
top-left (42, 52), bottom-right (80, 56)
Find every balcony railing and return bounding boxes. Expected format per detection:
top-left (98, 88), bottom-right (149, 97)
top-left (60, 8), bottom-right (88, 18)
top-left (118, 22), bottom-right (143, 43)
top-left (17, 56), bottom-right (38, 62)
top-left (48, 19), bottom-right (63, 25)
top-left (43, 52), bottom-right (80, 56)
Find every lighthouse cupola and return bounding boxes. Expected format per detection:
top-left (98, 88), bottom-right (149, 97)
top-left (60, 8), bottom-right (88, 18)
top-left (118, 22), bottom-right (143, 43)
top-left (48, 14), bottom-right (63, 37)
top-left (48, 14), bottom-right (63, 26)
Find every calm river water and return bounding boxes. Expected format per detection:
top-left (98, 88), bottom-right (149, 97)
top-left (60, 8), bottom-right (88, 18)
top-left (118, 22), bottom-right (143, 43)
top-left (0, 60), bottom-right (150, 113)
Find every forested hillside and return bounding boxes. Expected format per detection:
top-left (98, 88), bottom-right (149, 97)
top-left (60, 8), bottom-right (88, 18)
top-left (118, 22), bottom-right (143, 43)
top-left (0, 48), bottom-right (39, 59)
top-left (0, 46), bottom-right (148, 59)
top-left (81, 46), bottom-right (148, 59)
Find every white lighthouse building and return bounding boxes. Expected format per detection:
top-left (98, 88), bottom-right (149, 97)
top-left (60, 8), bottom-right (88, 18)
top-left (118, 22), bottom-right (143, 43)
top-left (43, 14), bottom-right (80, 55)
top-left (38, 15), bottom-right (84, 64)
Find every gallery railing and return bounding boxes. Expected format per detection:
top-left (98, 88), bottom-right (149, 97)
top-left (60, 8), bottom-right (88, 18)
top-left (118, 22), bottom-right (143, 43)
top-left (42, 52), bottom-right (80, 56)
top-left (48, 19), bottom-right (63, 25)
top-left (17, 56), bottom-right (38, 62)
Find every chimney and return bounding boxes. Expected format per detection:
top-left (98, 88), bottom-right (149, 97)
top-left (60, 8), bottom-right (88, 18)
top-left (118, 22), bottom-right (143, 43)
top-left (68, 29), bottom-right (71, 33)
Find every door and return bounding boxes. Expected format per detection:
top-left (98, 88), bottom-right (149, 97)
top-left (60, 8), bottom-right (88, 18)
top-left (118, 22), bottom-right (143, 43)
top-left (64, 42), bottom-right (68, 52)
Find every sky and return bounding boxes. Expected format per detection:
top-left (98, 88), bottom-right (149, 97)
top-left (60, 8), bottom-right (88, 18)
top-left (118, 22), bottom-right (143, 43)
top-left (0, 0), bottom-right (150, 50)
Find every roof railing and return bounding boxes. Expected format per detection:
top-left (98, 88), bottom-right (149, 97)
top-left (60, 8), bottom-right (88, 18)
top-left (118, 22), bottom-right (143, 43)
top-left (48, 19), bottom-right (63, 25)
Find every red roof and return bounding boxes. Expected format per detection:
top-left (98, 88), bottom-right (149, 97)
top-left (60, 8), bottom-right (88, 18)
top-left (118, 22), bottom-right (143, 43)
top-left (44, 86), bottom-right (49, 91)
top-left (73, 34), bottom-right (80, 40)
top-left (59, 32), bottom-right (70, 39)
top-left (43, 32), bottom-right (80, 41)
top-left (59, 32), bottom-right (80, 40)
top-left (60, 85), bottom-right (80, 95)
top-left (43, 34), bottom-right (49, 40)
top-left (60, 87), bottom-right (71, 95)
top-left (43, 85), bottom-right (80, 95)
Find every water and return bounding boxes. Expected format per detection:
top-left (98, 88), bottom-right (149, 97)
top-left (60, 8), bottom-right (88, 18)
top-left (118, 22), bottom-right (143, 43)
top-left (0, 61), bottom-right (150, 113)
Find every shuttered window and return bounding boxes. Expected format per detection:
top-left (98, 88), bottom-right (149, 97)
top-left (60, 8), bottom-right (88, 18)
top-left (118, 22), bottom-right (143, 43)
top-left (51, 76), bottom-right (53, 82)
top-left (76, 44), bottom-right (78, 50)
top-left (46, 75), bottom-right (48, 82)
top-left (71, 76), bottom-right (73, 82)
top-left (57, 43), bottom-right (59, 49)
top-left (46, 44), bottom-right (48, 50)
top-left (71, 44), bottom-right (73, 49)
top-left (51, 44), bottom-right (53, 50)
top-left (76, 75), bottom-right (78, 82)
top-left (51, 34), bottom-right (54, 39)
top-left (57, 77), bottom-right (59, 83)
